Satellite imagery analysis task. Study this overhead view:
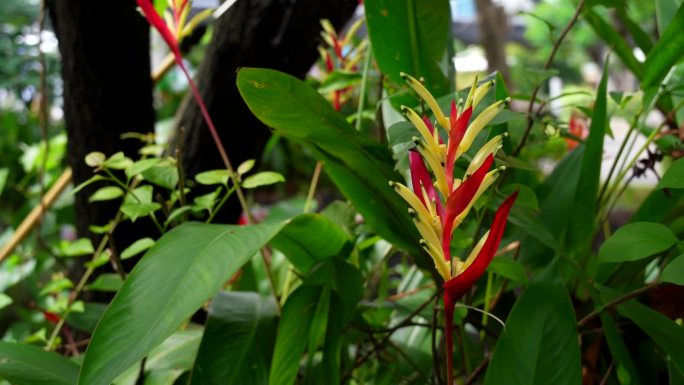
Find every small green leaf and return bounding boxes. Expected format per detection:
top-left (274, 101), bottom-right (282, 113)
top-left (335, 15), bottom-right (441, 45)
top-left (0, 293), bottom-right (13, 311)
top-left (195, 169), bottom-right (231, 185)
top-left (72, 175), bottom-right (106, 195)
top-left (0, 168), bottom-right (9, 196)
top-left (193, 188), bottom-right (221, 212)
top-left (125, 158), bottom-right (161, 180)
top-left (237, 159), bottom-right (255, 176)
top-left (61, 238), bottom-right (95, 257)
top-left (661, 253), bottom-right (684, 285)
top-left (242, 171), bottom-right (285, 189)
top-left (142, 164), bottom-right (179, 190)
top-left (103, 152), bottom-right (133, 170)
top-left (599, 222), bottom-right (678, 263)
top-left (120, 238), bottom-right (155, 260)
top-left (657, 158), bottom-right (684, 190)
top-left (40, 278), bottom-right (73, 296)
top-left (121, 185), bottom-right (161, 222)
top-left (86, 274), bottom-right (124, 292)
top-left (317, 70), bottom-right (362, 94)
top-left (0, 342), bottom-right (80, 385)
top-left (88, 186), bottom-right (124, 202)
top-left (489, 257), bottom-right (528, 284)
top-left (85, 151), bottom-right (106, 167)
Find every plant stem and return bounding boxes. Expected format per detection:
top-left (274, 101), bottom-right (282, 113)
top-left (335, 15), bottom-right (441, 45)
top-left (576, 282), bottom-right (659, 327)
top-left (178, 62), bottom-right (253, 223)
top-left (513, 0), bottom-right (586, 156)
top-left (303, 162), bottom-right (323, 213)
top-left (355, 45), bottom-right (373, 131)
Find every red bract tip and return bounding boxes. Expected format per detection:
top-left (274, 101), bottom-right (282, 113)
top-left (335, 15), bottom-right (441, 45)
top-left (442, 154), bottom-right (494, 261)
top-left (422, 115), bottom-right (444, 145)
top-left (409, 150), bottom-right (445, 220)
top-left (136, 0), bottom-right (181, 61)
top-left (446, 105), bottom-right (472, 191)
top-left (443, 191), bottom-right (518, 301)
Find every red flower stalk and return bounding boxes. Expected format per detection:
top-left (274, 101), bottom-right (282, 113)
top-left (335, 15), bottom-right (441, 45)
top-left (136, 0), bottom-right (252, 219)
top-left (391, 73), bottom-right (516, 383)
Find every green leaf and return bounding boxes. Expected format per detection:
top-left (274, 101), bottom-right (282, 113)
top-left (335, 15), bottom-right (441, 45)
top-left (0, 168), bottom-right (9, 196)
top-left (584, 10), bottom-right (643, 79)
top-left (318, 70), bottom-right (363, 94)
top-left (365, 0), bottom-right (449, 95)
top-left (0, 293), bottom-right (13, 311)
top-left (242, 171), bottom-right (285, 189)
top-left (40, 277), bottom-right (73, 296)
top-left (268, 286), bottom-right (322, 385)
top-left (190, 291), bottom-right (277, 385)
top-left (72, 175), bottom-right (107, 195)
top-left (86, 274), bottom-right (124, 292)
top-left (88, 186), bottom-right (124, 202)
top-left (78, 221), bottom-right (287, 385)
top-left (0, 341), bottom-right (80, 385)
top-left (142, 164), bottom-right (179, 190)
top-left (658, 158), bottom-right (684, 189)
top-left (642, 2), bottom-right (684, 89)
top-left (66, 303), bottom-right (107, 334)
top-left (195, 169), bottom-right (230, 186)
top-left (488, 257), bottom-right (528, 284)
top-left (602, 286), bottom-right (684, 375)
top-left (125, 158), bottom-right (161, 180)
top-left (662, 253), bottom-right (684, 285)
top-left (270, 214), bottom-right (349, 273)
top-left (103, 152), bottom-right (133, 170)
top-left (302, 257), bottom-right (363, 323)
top-left (598, 222), bottom-right (678, 263)
top-left (121, 185), bottom-right (161, 222)
top-left (120, 238), bottom-right (155, 260)
top-left (237, 159), bottom-right (255, 176)
top-left (566, 59), bottom-right (609, 251)
top-left (483, 281), bottom-right (581, 385)
top-left (85, 151), bottom-right (106, 167)
top-left (61, 238), bottom-right (94, 257)
top-left (600, 313), bottom-right (643, 385)
top-left (237, 68), bottom-right (427, 269)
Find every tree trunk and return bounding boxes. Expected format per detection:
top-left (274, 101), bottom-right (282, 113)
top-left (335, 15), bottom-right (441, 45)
top-left (177, 0), bottom-right (358, 222)
top-left (475, 0), bottom-right (510, 86)
top-left (48, 0), bottom-right (155, 241)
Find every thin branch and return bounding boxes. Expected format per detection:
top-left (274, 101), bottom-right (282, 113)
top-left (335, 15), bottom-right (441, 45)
top-left (577, 282), bottom-right (659, 327)
top-left (513, 0), bottom-right (586, 156)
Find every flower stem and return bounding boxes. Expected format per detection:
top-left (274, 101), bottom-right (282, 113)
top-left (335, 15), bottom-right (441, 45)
top-left (444, 293), bottom-right (455, 385)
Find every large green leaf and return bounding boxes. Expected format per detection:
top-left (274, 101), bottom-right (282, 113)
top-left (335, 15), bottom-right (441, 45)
top-left (0, 342), bottom-right (79, 385)
top-left (662, 253), bottom-right (684, 285)
top-left (268, 286), bottom-right (323, 385)
top-left (483, 281), bottom-right (581, 385)
top-left (585, 10), bottom-right (643, 79)
top-left (270, 214), bottom-right (349, 273)
top-left (236, 68), bottom-right (427, 267)
top-left (270, 257), bottom-right (362, 385)
top-left (190, 291), bottom-right (278, 385)
top-left (78, 221), bottom-right (287, 385)
top-left (601, 286), bottom-right (684, 375)
top-left (364, 0), bottom-right (449, 95)
top-left (598, 222), bottom-right (677, 263)
top-left (566, 60), bottom-right (608, 251)
top-left (600, 313), bottom-right (643, 385)
top-left (658, 158), bottom-right (684, 190)
top-left (642, 3), bottom-right (684, 89)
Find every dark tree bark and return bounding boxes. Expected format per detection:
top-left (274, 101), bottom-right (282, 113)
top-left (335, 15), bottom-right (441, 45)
top-left (475, 0), bottom-right (510, 86)
top-left (48, 0), bottom-right (155, 240)
top-left (178, 0), bottom-right (358, 222)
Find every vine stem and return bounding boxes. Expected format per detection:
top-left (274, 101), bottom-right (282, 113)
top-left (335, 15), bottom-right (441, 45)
top-left (513, 0), bottom-right (586, 156)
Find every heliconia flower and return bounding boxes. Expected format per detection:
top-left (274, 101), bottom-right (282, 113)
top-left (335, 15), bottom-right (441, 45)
top-left (136, 0), bottom-right (213, 63)
top-left (390, 73), bottom-right (517, 384)
top-left (566, 111), bottom-right (588, 151)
